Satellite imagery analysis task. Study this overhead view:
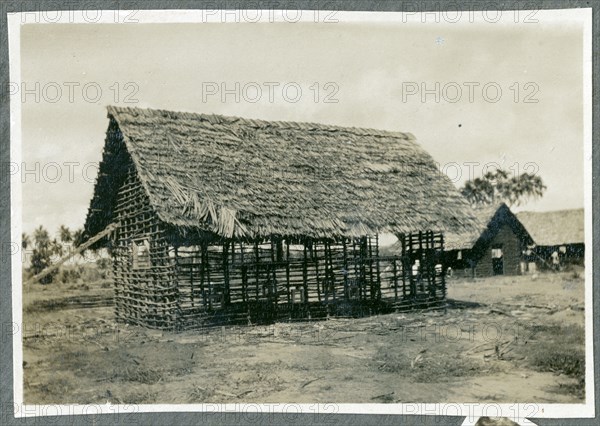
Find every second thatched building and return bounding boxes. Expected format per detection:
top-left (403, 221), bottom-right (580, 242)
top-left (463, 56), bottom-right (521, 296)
top-left (517, 209), bottom-right (585, 270)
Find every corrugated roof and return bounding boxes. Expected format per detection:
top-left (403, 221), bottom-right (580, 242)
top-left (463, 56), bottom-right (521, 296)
top-left (517, 209), bottom-right (584, 246)
top-left (85, 106), bottom-right (480, 240)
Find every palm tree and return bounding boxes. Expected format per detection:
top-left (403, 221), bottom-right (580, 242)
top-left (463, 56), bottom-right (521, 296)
top-left (72, 228), bottom-right (84, 247)
top-left (51, 238), bottom-right (64, 258)
top-left (33, 226), bottom-right (50, 250)
top-left (58, 225), bottom-right (72, 244)
top-left (71, 228), bottom-right (92, 261)
top-left (30, 226), bottom-right (56, 283)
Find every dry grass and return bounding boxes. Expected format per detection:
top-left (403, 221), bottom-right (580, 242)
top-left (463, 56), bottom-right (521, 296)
top-left (22, 271), bottom-right (586, 404)
top-left (375, 347), bottom-right (496, 382)
top-left (515, 323), bottom-right (585, 398)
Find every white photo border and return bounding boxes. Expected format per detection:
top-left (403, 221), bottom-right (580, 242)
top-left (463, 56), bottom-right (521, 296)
top-left (5, 5), bottom-right (596, 423)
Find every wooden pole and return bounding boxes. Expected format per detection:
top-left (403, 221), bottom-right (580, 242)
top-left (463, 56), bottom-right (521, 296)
top-left (393, 257), bottom-right (398, 302)
top-left (440, 232), bottom-right (446, 303)
top-left (302, 241), bottom-right (309, 306)
top-left (27, 223), bottom-right (117, 285)
top-left (368, 236), bottom-right (374, 300)
top-left (270, 239), bottom-right (278, 318)
top-left (254, 241), bottom-right (260, 301)
top-left (223, 240), bottom-right (230, 305)
top-left (285, 240), bottom-right (291, 305)
top-left (359, 237), bottom-right (366, 301)
top-left (240, 242), bottom-right (247, 305)
top-left (374, 234), bottom-right (381, 301)
top-left (203, 243), bottom-right (212, 310)
top-left (342, 239), bottom-right (349, 300)
top-left (315, 242), bottom-right (322, 303)
top-left (327, 241), bottom-right (336, 303)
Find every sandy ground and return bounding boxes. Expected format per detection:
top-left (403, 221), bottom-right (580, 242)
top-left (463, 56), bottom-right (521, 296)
top-left (21, 270), bottom-right (585, 405)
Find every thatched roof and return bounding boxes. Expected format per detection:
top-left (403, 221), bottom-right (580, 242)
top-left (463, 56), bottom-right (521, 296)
top-left (443, 202), bottom-right (507, 250)
top-left (85, 106), bottom-right (479, 240)
top-left (447, 202), bottom-right (534, 251)
top-left (516, 209), bottom-right (584, 246)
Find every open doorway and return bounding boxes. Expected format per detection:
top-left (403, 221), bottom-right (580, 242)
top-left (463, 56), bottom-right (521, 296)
top-left (491, 245), bottom-right (504, 275)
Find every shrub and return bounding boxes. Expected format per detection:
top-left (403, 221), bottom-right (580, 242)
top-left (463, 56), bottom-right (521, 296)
top-left (58, 267), bottom-right (81, 284)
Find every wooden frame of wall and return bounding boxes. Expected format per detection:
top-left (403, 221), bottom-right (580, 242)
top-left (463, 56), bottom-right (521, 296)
top-left (110, 164), bottom-right (447, 330)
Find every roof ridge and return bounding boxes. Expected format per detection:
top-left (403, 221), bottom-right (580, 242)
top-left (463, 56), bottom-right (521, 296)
top-left (106, 105), bottom-right (415, 140)
top-left (517, 208), bottom-right (584, 215)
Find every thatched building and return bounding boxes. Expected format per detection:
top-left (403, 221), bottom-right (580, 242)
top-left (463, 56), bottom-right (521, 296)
top-left (84, 106), bottom-right (478, 330)
top-left (441, 203), bottom-right (533, 277)
top-left (517, 209), bottom-right (585, 268)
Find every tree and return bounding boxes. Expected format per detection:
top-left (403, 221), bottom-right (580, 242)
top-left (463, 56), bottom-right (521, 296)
top-left (460, 168), bottom-right (546, 207)
top-left (72, 228), bottom-right (84, 248)
top-left (51, 238), bottom-right (64, 258)
top-left (58, 225), bottom-right (72, 244)
top-left (460, 178), bottom-right (494, 206)
top-left (29, 225), bottom-right (70, 284)
top-left (30, 226), bottom-right (52, 283)
top-left (71, 228), bottom-right (93, 262)
top-left (22, 233), bottom-right (30, 250)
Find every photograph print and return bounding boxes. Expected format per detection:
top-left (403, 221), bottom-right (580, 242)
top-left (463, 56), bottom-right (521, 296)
top-left (7, 5), bottom-right (594, 422)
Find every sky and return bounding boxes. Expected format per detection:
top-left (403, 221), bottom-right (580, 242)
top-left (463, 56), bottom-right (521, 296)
top-left (18, 16), bottom-right (586, 237)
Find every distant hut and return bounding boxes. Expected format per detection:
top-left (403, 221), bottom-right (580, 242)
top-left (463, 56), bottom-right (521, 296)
top-left (442, 203), bottom-right (533, 277)
top-left (516, 209), bottom-right (584, 269)
top-left (398, 202), bottom-right (532, 278)
top-left (84, 106), bottom-right (478, 330)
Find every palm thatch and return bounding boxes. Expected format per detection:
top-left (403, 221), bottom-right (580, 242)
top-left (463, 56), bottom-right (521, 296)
top-left (443, 202), bottom-right (511, 250)
top-left (447, 202), bottom-right (533, 252)
top-left (517, 209), bottom-right (584, 246)
top-left (85, 106), bottom-right (479, 241)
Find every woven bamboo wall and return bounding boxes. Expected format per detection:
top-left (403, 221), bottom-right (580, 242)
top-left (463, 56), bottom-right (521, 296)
top-left (112, 166), bottom-right (178, 329)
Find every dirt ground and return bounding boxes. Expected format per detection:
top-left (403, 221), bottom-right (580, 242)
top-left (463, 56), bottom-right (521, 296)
top-left (22, 269), bottom-right (586, 405)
